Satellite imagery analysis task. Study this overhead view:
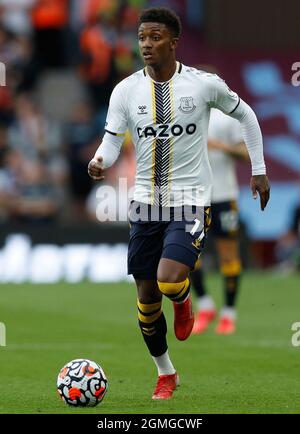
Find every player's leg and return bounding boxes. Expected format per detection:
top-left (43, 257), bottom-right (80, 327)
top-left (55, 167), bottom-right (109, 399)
top-left (135, 278), bottom-right (179, 400)
top-left (208, 201), bottom-right (241, 334)
top-left (157, 206), bottom-right (212, 341)
top-left (135, 278), bottom-right (169, 371)
top-left (191, 260), bottom-right (216, 334)
top-left (127, 204), bottom-right (178, 399)
top-left (190, 259), bottom-right (206, 299)
top-left (157, 257), bottom-right (194, 341)
top-left (215, 237), bottom-right (242, 334)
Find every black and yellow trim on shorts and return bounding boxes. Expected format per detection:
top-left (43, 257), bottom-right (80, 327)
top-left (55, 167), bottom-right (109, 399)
top-left (204, 206), bottom-right (212, 233)
top-left (191, 206), bottom-right (212, 251)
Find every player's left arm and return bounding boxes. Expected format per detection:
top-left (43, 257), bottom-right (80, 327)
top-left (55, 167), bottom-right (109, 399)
top-left (208, 75), bottom-right (270, 211)
top-left (230, 101), bottom-right (270, 211)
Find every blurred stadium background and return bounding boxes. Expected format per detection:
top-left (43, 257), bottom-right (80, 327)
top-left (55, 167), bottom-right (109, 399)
top-left (0, 0), bottom-right (299, 281)
top-left (1, 0), bottom-right (300, 416)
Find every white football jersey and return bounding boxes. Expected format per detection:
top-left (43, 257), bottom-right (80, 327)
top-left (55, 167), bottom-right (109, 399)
top-left (105, 62), bottom-right (241, 206)
top-left (208, 109), bottom-right (243, 203)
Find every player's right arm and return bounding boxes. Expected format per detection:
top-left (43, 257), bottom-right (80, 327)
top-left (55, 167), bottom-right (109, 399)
top-left (87, 81), bottom-right (128, 181)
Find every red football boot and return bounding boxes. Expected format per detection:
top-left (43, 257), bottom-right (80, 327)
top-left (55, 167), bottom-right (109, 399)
top-left (192, 309), bottom-right (217, 334)
top-left (173, 294), bottom-right (194, 341)
top-left (215, 316), bottom-right (236, 335)
top-left (152, 373), bottom-right (180, 400)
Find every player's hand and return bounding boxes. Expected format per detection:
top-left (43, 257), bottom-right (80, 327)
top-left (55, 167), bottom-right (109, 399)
top-left (87, 156), bottom-right (105, 181)
top-left (250, 174), bottom-right (270, 211)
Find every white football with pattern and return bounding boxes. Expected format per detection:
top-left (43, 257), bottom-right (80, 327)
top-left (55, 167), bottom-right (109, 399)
top-left (57, 358), bottom-right (108, 406)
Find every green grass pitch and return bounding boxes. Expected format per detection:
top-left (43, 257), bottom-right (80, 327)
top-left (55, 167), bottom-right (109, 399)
top-left (0, 272), bottom-right (300, 414)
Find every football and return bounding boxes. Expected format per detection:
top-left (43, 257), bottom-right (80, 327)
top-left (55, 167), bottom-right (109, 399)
top-left (57, 358), bottom-right (108, 406)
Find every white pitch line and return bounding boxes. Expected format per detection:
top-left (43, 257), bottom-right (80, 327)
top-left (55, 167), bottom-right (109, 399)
top-left (3, 342), bottom-right (115, 351)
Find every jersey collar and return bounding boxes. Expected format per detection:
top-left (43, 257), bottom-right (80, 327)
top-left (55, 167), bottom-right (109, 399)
top-left (143, 61), bottom-right (182, 82)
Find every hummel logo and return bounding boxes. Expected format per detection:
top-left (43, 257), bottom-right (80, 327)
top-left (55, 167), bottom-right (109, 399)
top-left (137, 105), bottom-right (148, 114)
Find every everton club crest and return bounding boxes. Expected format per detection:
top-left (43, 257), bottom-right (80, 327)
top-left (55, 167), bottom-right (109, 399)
top-left (179, 96), bottom-right (196, 113)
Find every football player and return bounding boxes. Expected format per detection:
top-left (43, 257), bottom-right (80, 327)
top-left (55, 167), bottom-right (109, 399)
top-left (88, 7), bottom-right (270, 400)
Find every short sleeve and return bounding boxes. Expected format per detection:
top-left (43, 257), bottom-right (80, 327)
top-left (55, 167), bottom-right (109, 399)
top-left (104, 81), bottom-right (128, 136)
top-left (204, 73), bottom-right (240, 115)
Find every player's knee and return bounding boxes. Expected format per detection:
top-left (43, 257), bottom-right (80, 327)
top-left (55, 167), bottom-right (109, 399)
top-left (135, 279), bottom-right (161, 304)
top-left (157, 268), bottom-right (186, 284)
top-left (220, 259), bottom-right (242, 276)
top-left (157, 258), bottom-right (190, 283)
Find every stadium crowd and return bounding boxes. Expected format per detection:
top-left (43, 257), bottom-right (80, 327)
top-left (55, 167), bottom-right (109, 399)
top-left (0, 0), bottom-right (203, 223)
top-left (0, 1), bottom-right (298, 271)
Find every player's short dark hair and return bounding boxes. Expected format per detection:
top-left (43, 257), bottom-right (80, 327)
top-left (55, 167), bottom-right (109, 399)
top-left (138, 7), bottom-right (182, 38)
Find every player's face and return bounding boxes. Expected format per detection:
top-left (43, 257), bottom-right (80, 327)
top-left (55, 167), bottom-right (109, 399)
top-left (138, 22), bottom-right (177, 67)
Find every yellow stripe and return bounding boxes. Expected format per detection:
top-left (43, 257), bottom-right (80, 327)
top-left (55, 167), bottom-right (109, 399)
top-left (137, 300), bottom-right (162, 313)
top-left (172, 284), bottom-right (190, 301)
top-left (138, 310), bottom-right (162, 324)
top-left (137, 300), bottom-right (162, 323)
top-left (220, 260), bottom-right (242, 276)
top-left (151, 139), bottom-right (156, 205)
top-left (151, 81), bottom-right (156, 205)
top-left (158, 278), bottom-right (189, 297)
top-left (230, 200), bottom-right (238, 211)
top-left (193, 258), bottom-right (202, 271)
top-left (116, 133), bottom-right (125, 137)
top-left (151, 81), bottom-right (156, 124)
top-left (204, 207), bottom-right (212, 231)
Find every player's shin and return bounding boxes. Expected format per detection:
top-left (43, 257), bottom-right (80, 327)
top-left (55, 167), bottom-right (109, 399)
top-left (191, 267), bottom-right (216, 334)
top-left (220, 260), bottom-right (242, 308)
top-left (137, 300), bottom-right (178, 399)
top-left (190, 267), bottom-right (206, 298)
top-left (215, 260), bottom-right (242, 334)
top-left (157, 279), bottom-right (194, 341)
top-left (137, 300), bottom-right (168, 357)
